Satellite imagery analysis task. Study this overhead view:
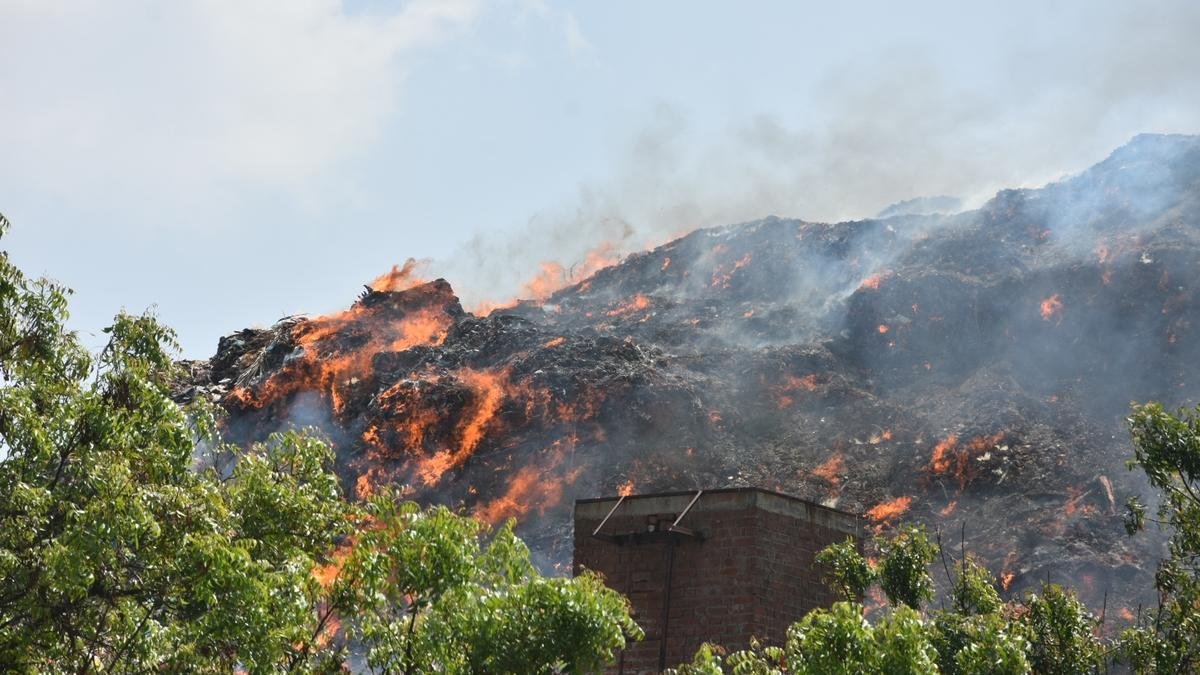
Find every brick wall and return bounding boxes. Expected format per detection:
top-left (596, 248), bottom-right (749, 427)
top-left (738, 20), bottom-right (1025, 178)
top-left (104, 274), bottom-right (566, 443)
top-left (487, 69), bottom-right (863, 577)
top-left (573, 489), bottom-right (860, 674)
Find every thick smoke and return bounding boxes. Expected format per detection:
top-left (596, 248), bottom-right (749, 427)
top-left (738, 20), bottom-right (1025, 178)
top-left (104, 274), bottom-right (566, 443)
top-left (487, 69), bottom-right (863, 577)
top-left (434, 1), bottom-right (1200, 311)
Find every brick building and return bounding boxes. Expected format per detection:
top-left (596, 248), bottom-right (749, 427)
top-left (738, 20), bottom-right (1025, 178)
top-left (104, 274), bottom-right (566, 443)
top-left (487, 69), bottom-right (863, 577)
top-left (573, 488), bottom-right (861, 674)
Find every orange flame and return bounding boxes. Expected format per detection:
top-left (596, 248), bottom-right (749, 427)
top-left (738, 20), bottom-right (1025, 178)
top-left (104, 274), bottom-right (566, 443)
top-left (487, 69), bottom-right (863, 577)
top-left (412, 368), bottom-right (509, 486)
top-left (859, 271), bottom-right (887, 291)
top-left (312, 539), bottom-right (354, 589)
top-left (1000, 571), bottom-right (1015, 591)
top-left (471, 242), bottom-right (622, 313)
top-left (1040, 294), bottom-right (1064, 322)
top-left (711, 252), bottom-right (753, 289)
top-left (606, 294), bottom-right (652, 317)
top-left (928, 432), bottom-right (1004, 489)
top-left (368, 258), bottom-right (426, 293)
top-left (474, 442), bottom-right (583, 524)
top-left (929, 435), bottom-right (959, 474)
top-left (229, 286), bottom-right (455, 416)
top-left (867, 495), bottom-right (913, 523)
top-left (1064, 485), bottom-right (1083, 516)
top-left (773, 373), bottom-right (823, 408)
top-left (812, 452), bottom-right (845, 486)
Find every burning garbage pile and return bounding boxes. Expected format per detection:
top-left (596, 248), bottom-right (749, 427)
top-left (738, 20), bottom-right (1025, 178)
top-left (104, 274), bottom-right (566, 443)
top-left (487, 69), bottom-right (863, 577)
top-left (176, 133), bottom-right (1200, 611)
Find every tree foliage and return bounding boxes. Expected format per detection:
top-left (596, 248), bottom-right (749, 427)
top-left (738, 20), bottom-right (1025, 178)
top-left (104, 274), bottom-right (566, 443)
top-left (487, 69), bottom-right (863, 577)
top-left (877, 524), bottom-right (939, 610)
top-left (327, 494), bottom-right (641, 674)
top-left (814, 536), bottom-right (875, 602)
top-left (0, 218), bottom-right (639, 673)
top-left (1117, 402), bottom-right (1200, 672)
top-left (672, 521), bottom-right (1104, 674)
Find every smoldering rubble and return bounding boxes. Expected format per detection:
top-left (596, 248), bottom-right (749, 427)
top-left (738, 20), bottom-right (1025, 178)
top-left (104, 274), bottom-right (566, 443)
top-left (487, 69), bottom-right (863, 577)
top-left (175, 133), bottom-right (1200, 616)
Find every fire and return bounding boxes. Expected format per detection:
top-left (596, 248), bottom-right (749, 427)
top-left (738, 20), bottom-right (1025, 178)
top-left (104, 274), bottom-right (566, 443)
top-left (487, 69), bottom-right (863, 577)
top-left (368, 258), bottom-right (426, 292)
top-left (877, 324), bottom-right (889, 334)
top-left (412, 368), bottom-right (509, 486)
top-left (1064, 485), bottom-right (1083, 516)
top-left (1000, 550), bottom-right (1019, 589)
top-left (928, 432), bottom-right (1004, 489)
top-left (661, 257), bottom-right (671, 271)
top-left (469, 297), bottom-right (519, 316)
top-left (617, 479), bottom-right (636, 497)
top-left (364, 364), bottom-right (534, 491)
top-left (938, 500), bottom-right (957, 517)
top-left (859, 271), bottom-right (887, 291)
top-left (353, 464), bottom-right (399, 500)
top-left (606, 294), bottom-right (652, 317)
top-left (773, 373), bottom-right (823, 408)
top-left (929, 435), bottom-right (959, 474)
top-left (474, 442), bottom-right (584, 524)
top-left (315, 614), bottom-right (341, 648)
top-left (1119, 607), bottom-right (1136, 621)
top-left (471, 242), bottom-right (623, 313)
top-left (228, 283), bottom-right (455, 416)
top-left (523, 243), bottom-right (622, 300)
top-left (522, 261), bottom-right (569, 302)
top-left (867, 495), bottom-right (913, 524)
top-left (812, 452), bottom-right (845, 486)
top-left (543, 336), bottom-right (566, 348)
top-left (474, 465), bottom-right (541, 524)
top-left (1040, 294), bottom-right (1064, 322)
top-left (710, 252), bottom-right (753, 289)
top-left (312, 538), bottom-right (355, 589)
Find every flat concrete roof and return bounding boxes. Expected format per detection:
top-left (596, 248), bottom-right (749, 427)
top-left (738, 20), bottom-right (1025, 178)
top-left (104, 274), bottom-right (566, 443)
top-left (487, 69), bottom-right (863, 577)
top-left (575, 487), bottom-right (862, 538)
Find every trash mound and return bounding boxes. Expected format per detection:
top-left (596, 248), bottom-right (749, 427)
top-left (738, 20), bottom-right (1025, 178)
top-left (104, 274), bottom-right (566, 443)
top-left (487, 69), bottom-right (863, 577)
top-left (176, 133), bottom-right (1200, 611)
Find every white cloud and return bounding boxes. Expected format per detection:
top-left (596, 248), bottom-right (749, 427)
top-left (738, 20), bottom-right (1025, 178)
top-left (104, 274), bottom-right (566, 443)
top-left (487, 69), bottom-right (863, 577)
top-left (0, 0), bottom-right (479, 226)
top-left (563, 11), bottom-right (591, 55)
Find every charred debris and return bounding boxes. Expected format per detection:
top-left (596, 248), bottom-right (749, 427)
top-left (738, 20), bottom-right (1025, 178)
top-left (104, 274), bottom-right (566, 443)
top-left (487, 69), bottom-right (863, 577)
top-left (175, 133), bottom-right (1200, 614)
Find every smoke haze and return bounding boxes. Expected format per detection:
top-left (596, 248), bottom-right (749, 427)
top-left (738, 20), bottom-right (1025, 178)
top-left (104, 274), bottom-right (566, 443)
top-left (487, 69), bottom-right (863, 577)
top-left (437, 1), bottom-right (1200, 309)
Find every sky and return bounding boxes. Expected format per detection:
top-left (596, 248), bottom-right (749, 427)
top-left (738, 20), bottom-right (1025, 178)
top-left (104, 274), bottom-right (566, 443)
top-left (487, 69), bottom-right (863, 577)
top-left (2, 0), bottom-right (1198, 357)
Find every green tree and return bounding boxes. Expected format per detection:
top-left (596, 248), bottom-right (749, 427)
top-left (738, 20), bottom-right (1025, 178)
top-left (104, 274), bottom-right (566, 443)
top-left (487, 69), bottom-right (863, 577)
top-left (1020, 583), bottom-right (1100, 675)
top-left (0, 213), bottom-right (349, 670)
top-left (0, 217), bottom-right (640, 672)
top-left (878, 524), bottom-right (939, 610)
top-left (1118, 402), bottom-right (1200, 672)
top-left (329, 493), bottom-right (641, 674)
top-left (674, 525), bottom-right (1038, 674)
top-left (815, 536), bottom-right (875, 602)
top-left (785, 601), bottom-right (881, 674)
top-left (948, 613), bottom-right (1030, 675)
